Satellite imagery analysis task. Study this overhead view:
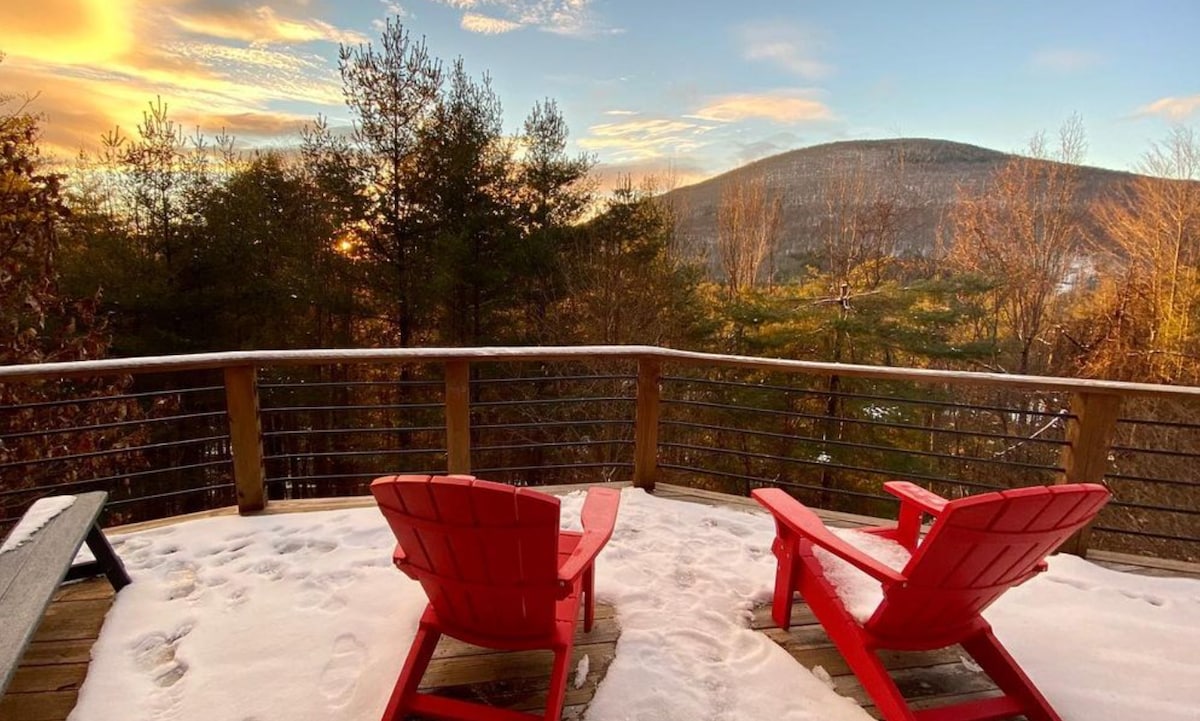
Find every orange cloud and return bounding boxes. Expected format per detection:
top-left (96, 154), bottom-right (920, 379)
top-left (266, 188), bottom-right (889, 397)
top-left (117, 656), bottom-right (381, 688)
top-left (591, 159), bottom-right (711, 194)
top-left (0, 1), bottom-right (356, 159)
top-left (691, 92), bottom-right (833, 124)
top-left (579, 118), bottom-right (716, 162)
top-left (175, 110), bottom-right (313, 136)
top-left (1136, 95), bottom-right (1200, 121)
top-left (170, 5), bottom-right (368, 45)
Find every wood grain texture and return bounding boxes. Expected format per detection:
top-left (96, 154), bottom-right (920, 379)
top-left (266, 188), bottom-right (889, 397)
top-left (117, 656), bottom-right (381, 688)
top-left (0, 493), bottom-right (109, 696)
top-left (223, 365), bottom-right (266, 513)
top-left (1059, 392), bottom-right (1122, 555)
top-left (633, 357), bottom-right (661, 491)
top-left (5, 345), bottom-right (1200, 400)
top-left (444, 360), bottom-right (472, 475)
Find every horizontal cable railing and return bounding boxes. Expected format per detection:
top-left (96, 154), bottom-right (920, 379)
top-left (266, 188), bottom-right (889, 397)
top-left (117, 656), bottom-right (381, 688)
top-left (1088, 401), bottom-right (1200, 558)
top-left (0, 346), bottom-right (1198, 561)
top-left (0, 372), bottom-right (233, 529)
top-left (255, 362), bottom-right (637, 498)
top-left (658, 371), bottom-right (1070, 522)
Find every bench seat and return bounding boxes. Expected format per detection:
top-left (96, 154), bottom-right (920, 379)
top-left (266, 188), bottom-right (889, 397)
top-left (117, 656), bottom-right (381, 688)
top-left (0, 491), bottom-right (130, 696)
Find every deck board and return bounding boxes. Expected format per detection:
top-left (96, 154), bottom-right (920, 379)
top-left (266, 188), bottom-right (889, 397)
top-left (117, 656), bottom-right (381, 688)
top-left (4, 483), bottom-right (1196, 720)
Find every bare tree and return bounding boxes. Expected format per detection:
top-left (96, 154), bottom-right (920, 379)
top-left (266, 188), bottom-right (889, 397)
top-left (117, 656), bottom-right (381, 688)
top-left (1080, 127), bottom-right (1200, 383)
top-left (716, 173), bottom-right (781, 297)
top-left (817, 149), bottom-right (908, 295)
top-left (947, 116), bottom-right (1087, 374)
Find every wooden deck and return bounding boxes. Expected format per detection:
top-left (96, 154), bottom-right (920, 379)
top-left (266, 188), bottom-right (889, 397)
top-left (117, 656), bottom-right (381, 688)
top-left (4, 483), bottom-right (1198, 721)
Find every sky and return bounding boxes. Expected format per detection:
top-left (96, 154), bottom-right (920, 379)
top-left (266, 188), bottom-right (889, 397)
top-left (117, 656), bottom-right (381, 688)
top-left (1, 0), bottom-right (1198, 187)
top-left (58, 487), bottom-right (1200, 721)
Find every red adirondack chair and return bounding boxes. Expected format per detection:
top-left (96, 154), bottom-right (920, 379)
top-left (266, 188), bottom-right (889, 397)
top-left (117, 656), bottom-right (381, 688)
top-left (370, 474), bottom-right (621, 721)
top-left (753, 481), bottom-right (1110, 721)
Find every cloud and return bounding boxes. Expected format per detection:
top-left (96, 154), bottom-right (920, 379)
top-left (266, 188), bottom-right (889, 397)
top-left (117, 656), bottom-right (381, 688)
top-left (739, 21), bottom-right (831, 79)
top-left (379, 0), bottom-right (408, 17)
top-left (591, 158), bottom-right (711, 194)
top-left (178, 110), bottom-right (314, 136)
top-left (578, 118), bottom-right (717, 162)
top-left (431, 0), bottom-right (615, 37)
top-left (1029, 49), bottom-right (1101, 74)
top-left (0, 1), bottom-right (356, 158)
top-left (461, 12), bottom-right (521, 34)
top-left (691, 91), bottom-right (833, 124)
top-left (604, 109), bottom-right (639, 116)
top-left (170, 5), bottom-right (368, 45)
top-left (1135, 95), bottom-right (1200, 121)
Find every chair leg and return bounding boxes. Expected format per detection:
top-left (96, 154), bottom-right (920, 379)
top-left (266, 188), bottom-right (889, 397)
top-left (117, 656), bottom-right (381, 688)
top-left (84, 524), bottom-right (132, 590)
top-left (380, 616), bottom-right (441, 721)
top-left (771, 536), bottom-right (799, 630)
top-left (794, 555), bottom-right (915, 721)
top-left (583, 565), bottom-right (595, 632)
top-left (961, 628), bottom-right (1062, 721)
top-left (822, 626), bottom-right (915, 720)
top-left (544, 642), bottom-right (574, 721)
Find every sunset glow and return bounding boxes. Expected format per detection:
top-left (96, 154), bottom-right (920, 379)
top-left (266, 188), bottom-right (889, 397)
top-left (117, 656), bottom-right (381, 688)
top-left (1, 1), bottom-right (1197, 182)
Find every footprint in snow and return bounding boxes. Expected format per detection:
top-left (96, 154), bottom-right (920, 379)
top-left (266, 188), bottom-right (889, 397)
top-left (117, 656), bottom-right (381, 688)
top-left (131, 624), bottom-right (193, 688)
top-left (164, 562), bottom-right (200, 602)
top-left (272, 538), bottom-right (337, 555)
top-left (296, 577), bottom-right (347, 612)
top-left (319, 634), bottom-right (367, 708)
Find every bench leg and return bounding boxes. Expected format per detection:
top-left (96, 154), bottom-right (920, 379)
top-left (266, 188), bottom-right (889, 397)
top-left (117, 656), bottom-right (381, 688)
top-left (70, 525), bottom-right (131, 591)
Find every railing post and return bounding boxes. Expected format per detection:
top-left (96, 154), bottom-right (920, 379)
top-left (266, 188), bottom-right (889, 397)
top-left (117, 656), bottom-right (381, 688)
top-left (1058, 391), bottom-right (1122, 556)
top-left (445, 360), bottom-right (471, 475)
top-left (224, 365), bottom-right (266, 513)
top-left (634, 357), bottom-right (661, 491)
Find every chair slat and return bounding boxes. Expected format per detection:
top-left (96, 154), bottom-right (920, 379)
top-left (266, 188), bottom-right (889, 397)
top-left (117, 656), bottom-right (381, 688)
top-left (429, 476), bottom-right (491, 632)
top-left (872, 484), bottom-right (1109, 646)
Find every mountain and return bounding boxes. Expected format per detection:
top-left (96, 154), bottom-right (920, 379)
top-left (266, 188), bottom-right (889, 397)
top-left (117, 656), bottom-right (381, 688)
top-left (662, 138), bottom-right (1142, 277)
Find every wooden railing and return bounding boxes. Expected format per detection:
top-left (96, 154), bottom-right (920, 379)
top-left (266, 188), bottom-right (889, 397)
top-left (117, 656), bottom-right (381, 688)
top-left (2, 346), bottom-right (1199, 560)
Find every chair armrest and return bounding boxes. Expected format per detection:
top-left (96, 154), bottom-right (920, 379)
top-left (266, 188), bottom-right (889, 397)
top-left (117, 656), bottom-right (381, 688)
top-left (557, 487), bottom-right (621, 586)
top-left (883, 481), bottom-right (948, 515)
top-left (752, 489), bottom-right (905, 586)
top-left (883, 481), bottom-right (948, 551)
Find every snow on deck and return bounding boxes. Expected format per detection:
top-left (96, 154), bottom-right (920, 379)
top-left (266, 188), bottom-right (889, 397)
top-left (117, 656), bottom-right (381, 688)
top-left (5, 487), bottom-right (1198, 721)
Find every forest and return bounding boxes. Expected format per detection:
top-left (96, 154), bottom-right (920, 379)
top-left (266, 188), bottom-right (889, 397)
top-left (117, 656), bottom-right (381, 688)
top-left (2, 21), bottom-right (1199, 381)
top-left (1, 21), bottom-right (1199, 558)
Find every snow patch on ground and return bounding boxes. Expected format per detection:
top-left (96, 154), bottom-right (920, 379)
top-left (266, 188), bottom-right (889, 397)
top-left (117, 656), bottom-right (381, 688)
top-left (66, 487), bottom-right (1200, 721)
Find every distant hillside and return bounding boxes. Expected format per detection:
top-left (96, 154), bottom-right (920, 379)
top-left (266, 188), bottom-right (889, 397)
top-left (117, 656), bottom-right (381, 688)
top-left (663, 138), bottom-right (1142, 277)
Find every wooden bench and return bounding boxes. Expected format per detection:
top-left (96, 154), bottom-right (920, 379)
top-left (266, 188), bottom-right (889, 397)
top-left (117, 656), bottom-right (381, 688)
top-left (0, 491), bottom-right (130, 697)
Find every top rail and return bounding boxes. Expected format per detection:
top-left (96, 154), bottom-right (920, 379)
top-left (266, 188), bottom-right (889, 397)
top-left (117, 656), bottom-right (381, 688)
top-left (4, 345), bottom-right (1200, 400)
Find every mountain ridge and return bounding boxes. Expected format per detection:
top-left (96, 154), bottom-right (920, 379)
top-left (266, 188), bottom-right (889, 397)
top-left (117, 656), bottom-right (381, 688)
top-left (663, 137), bottom-right (1144, 275)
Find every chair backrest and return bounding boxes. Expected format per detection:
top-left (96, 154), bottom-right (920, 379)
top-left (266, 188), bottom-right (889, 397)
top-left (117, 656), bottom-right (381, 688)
top-left (866, 483), bottom-right (1109, 646)
top-left (371, 475), bottom-right (562, 642)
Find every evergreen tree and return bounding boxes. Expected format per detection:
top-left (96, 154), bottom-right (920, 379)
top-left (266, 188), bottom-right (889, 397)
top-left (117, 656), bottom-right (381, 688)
top-left (338, 18), bottom-right (443, 346)
top-left (407, 60), bottom-right (515, 345)
top-left (512, 99), bottom-right (594, 342)
top-left (561, 181), bottom-right (708, 345)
